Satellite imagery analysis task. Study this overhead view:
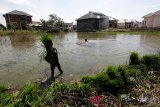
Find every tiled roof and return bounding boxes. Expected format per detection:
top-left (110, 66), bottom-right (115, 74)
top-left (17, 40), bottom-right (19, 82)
top-left (3, 10), bottom-right (32, 17)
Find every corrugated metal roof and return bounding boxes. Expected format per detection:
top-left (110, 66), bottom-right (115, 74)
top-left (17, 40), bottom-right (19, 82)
top-left (143, 10), bottom-right (160, 18)
top-left (76, 11), bottom-right (108, 21)
top-left (3, 10), bottom-right (32, 17)
top-left (154, 10), bottom-right (160, 16)
top-left (108, 16), bottom-right (118, 21)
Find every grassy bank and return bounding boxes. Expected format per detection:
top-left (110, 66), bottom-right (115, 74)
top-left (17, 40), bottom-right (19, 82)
top-left (0, 52), bottom-right (160, 106)
top-left (0, 30), bottom-right (41, 36)
top-left (104, 28), bottom-right (160, 35)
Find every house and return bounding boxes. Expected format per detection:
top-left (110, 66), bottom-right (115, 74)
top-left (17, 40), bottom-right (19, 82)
top-left (108, 16), bottom-right (118, 28)
top-left (76, 11), bottom-right (109, 32)
top-left (118, 19), bottom-right (136, 28)
top-left (130, 20), bottom-right (139, 28)
top-left (30, 21), bottom-right (42, 30)
top-left (117, 19), bottom-right (126, 28)
top-left (3, 10), bottom-right (32, 30)
top-left (63, 22), bottom-right (73, 31)
top-left (143, 10), bottom-right (160, 28)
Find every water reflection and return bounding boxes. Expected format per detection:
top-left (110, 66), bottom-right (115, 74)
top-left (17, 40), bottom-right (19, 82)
top-left (0, 32), bottom-right (160, 86)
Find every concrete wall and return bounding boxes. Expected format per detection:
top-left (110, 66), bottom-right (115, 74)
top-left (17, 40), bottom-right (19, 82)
top-left (144, 17), bottom-right (153, 28)
top-left (77, 18), bottom-right (109, 32)
top-left (153, 15), bottom-right (160, 27)
top-left (100, 18), bottom-right (109, 29)
top-left (144, 15), bottom-right (160, 28)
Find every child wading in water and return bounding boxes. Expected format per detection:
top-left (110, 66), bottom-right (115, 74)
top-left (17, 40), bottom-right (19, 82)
top-left (41, 35), bottom-right (63, 78)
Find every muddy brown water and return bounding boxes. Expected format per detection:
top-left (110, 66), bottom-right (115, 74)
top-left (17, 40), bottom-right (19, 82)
top-left (0, 32), bottom-right (160, 86)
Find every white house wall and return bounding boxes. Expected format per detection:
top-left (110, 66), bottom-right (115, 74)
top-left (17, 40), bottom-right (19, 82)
top-left (153, 15), bottom-right (160, 27)
top-left (144, 17), bottom-right (153, 28)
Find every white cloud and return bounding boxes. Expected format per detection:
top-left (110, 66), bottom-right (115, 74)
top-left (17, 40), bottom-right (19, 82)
top-left (8, 0), bottom-right (30, 5)
top-left (8, 0), bottom-right (37, 8)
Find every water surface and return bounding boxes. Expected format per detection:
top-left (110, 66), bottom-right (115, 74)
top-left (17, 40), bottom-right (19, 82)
top-left (0, 32), bottom-right (160, 86)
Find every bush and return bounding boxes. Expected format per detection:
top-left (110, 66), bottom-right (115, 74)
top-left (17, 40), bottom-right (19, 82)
top-left (0, 93), bottom-right (15, 106)
top-left (81, 65), bottom-right (139, 94)
top-left (42, 81), bottom-right (94, 106)
top-left (14, 82), bottom-right (42, 107)
top-left (0, 24), bottom-right (6, 30)
top-left (129, 52), bottom-right (140, 65)
top-left (141, 54), bottom-right (160, 71)
top-left (0, 84), bottom-right (8, 92)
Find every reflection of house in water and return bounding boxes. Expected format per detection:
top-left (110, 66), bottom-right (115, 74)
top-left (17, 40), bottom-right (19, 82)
top-left (0, 36), bottom-right (12, 48)
top-left (3, 10), bottom-right (32, 30)
top-left (76, 11), bottom-right (109, 32)
top-left (77, 32), bottom-right (117, 40)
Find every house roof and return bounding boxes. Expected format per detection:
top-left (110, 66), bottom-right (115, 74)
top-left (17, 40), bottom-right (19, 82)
top-left (76, 11), bottom-right (108, 21)
top-left (143, 10), bottom-right (160, 18)
top-left (108, 16), bottom-right (118, 21)
top-left (3, 10), bottom-right (32, 17)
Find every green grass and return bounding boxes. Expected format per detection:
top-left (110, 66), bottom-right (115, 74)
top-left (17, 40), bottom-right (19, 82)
top-left (0, 30), bottom-right (40, 36)
top-left (0, 84), bottom-right (8, 92)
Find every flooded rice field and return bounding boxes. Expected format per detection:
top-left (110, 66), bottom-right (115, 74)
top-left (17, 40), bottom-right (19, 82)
top-left (0, 32), bottom-right (160, 86)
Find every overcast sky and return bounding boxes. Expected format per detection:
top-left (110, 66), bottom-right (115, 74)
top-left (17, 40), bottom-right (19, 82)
top-left (0, 0), bottom-right (160, 26)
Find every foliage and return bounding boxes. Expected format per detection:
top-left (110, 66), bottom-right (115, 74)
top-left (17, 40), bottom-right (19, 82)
top-left (141, 54), bottom-right (160, 71)
top-left (40, 14), bottom-right (64, 32)
top-left (14, 82), bottom-right (42, 107)
top-left (129, 52), bottom-right (140, 65)
top-left (48, 14), bottom-right (64, 28)
top-left (40, 19), bottom-right (49, 30)
top-left (0, 30), bottom-right (39, 36)
top-left (40, 33), bottom-right (52, 45)
top-left (0, 84), bottom-right (8, 92)
top-left (42, 81), bottom-right (94, 106)
top-left (40, 33), bottom-right (53, 50)
top-left (81, 65), bottom-right (139, 94)
top-left (0, 93), bottom-right (16, 106)
top-left (0, 23), bottom-right (6, 30)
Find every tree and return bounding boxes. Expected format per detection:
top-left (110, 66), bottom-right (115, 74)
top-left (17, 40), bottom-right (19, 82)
top-left (39, 14), bottom-right (64, 31)
top-left (40, 19), bottom-right (49, 30)
top-left (48, 14), bottom-right (64, 29)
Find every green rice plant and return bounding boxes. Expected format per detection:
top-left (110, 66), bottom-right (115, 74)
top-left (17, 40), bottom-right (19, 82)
top-left (14, 82), bottom-right (42, 107)
top-left (0, 93), bottom-right (16, 106)
top-left (141, 54), bottom-right (160, 71)
top-left (39, 33), bottom-right (53, 62)
top-left (42, 81), bottom-right (94, 106)
top-left (129, 52), bottom-right (140, 65)
top-left (0, 84), bottom-right (8, 93)
top-left (40, 33), bottom-right (52, 48)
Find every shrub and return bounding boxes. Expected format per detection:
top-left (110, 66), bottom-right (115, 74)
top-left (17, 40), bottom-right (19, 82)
top-left (0, 24), bottom-right (6, 30)
top-left (0, 93), bottom-right (15, 106)
top-left (0, 84), bottom-right (8, 92)
top-left (42, 81), bottom-right (94, 106)
top-left (141, 54), bottom-right (160, 71)
top-left (129, 52), bottom-right (140, 65)
top-left (14, 82), bottom-right (42, 107)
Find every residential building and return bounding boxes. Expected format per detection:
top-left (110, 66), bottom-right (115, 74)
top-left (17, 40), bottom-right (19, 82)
top-left (3, 10), bottom-right (32, 30)
top-left (76, 11), bottom-right (109, 32)
top-left (63, 22), bottom-right (73, 31)
top-left (143, 10), bottom-right (160, 28)
top-left (108, 16), bottom-right (118, 28)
